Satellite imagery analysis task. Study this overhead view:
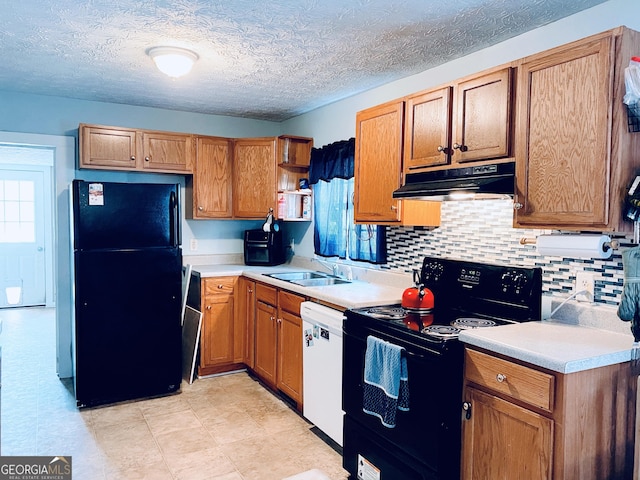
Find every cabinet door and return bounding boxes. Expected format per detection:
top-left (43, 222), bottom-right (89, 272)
top-left (354, 101), bottom-right (403, 223)
top-left (277, 309), bottom-right (303, 404)
top-left (141, 131), bottom-right (194, 173)
top-left (233, 138), bottom-right (277, 218)
top-left (192, 136), bottom-right (233, 218)
top-left (200, 294), bottom-right (234, 369)
top-left (404, 87), bottom-right (453, 170)
top-left (453, 68), bottom-right (513, 164)
top-left (236, 277), bottom-right (255, 366)
top-left (254, 299), bottom-right (277, 386)
top-left (514, 36), bottom-right (614, 228)
top-left (462, 387), bottom-right (553, 480)
top-left (79, 125), bottom-right (139, 170)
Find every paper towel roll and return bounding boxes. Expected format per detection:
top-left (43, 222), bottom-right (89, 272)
top-left (536, 234), bottom-right (612, 259)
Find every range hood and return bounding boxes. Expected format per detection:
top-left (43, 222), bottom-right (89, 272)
top-left (393, 162), bottom-right (515, 200)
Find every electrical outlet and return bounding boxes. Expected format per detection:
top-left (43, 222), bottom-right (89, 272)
top-left (190, 238), bottom-right (198, 251)
top-left (575, 272), bottom-right (595, 302)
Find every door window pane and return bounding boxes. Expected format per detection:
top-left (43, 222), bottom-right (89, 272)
top-left (0, 180), bottom-right (35, 243)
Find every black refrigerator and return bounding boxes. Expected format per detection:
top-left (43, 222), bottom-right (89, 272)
top-left (71, 180), bottom-right (182, 408)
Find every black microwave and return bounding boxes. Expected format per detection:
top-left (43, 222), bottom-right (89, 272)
top-left (244, 229), bottom-right (285, 266)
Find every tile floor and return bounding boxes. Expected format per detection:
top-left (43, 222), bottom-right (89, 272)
top-left (0, 307), bottom-right (348, 480)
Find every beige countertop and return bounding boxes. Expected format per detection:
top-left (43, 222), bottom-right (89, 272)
top-left (191, 264), bottom-right (404, 310)
top-left (459, 320), bottom-right (635, 374)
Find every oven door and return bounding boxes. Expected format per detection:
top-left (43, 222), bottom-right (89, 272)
top-left (342, 317), bottom-right (463, 480)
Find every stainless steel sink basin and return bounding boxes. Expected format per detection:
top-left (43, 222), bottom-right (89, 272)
top-left (290, 277), bottom-right (352, 287)
top-left (266, 271), bottom-right (328, 281)
top-left (264, 271), bottom-right (352, 287)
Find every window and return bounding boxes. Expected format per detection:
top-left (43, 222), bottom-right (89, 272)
top-left (310, 139), bottom-right (386, 264)
top-left (0, 179), bottom-right (36, 243)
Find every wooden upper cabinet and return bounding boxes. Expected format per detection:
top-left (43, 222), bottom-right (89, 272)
top-left (454, 68), bottom-right (513, 164)
top-left (79, 124), bottom-right (193, 174)
top-left (233, 138), bottom-right (277, 218)
top-left (354, 101), bottom-right (404, 223)
top-left (187, 136), bottom-right (233, 219)
top-left (141, 131), bottom-right (193, 173)
top-left (79, 124), bottom-right (139, 170)
top-left (404, 86), bottom-right (453, 170)
top-left (514, 27), bottom-right (640, 232)
top-left (403, 67), bottom-right (513, 174)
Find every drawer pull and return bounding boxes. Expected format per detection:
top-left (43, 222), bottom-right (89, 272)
top-left (496, 373), bottom-right (507, 383)
top-left (217, 284), bottom-right (224, 289)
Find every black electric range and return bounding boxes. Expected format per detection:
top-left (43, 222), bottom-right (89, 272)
top-left (342, 256), bottom-right (542, 480)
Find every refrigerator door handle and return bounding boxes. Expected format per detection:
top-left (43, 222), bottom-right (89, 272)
top-left (170, 189), bottom-right (180, 247)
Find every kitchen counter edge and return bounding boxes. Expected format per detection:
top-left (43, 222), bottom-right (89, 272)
top-left (459, 320), bottom-right (635, 374)
top-left (189, 264), bottom-right (403, 310)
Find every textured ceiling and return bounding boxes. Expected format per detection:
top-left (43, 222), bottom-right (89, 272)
top-left (0, 0), bottom-right (607, 121)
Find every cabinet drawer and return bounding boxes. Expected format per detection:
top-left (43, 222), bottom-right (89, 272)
top-left (279, 290), bottom-right (305, 315)
top-left (256, 282), bottom-right (277, 306)
top-left (203, 277), bottom-right (236, 296)
top-left (465, 349), bottom-right (555, 412)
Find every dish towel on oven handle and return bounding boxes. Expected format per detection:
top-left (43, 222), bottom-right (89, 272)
top-left (362, 335), bottom-right (409, 428)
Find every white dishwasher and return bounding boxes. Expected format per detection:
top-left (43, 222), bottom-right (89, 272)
top-left (301, 301), bottom-right (345, 447)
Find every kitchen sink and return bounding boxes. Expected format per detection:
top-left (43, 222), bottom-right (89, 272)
top-left (265, 271), bottom-right (328, 281)
top-left (264, 271), bottom-right (352, 287)
top-left (290, 277), bottom-right (352, 287)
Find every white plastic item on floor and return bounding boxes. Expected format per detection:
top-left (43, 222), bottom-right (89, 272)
top-left (301, 301), bottom-right (345, 447)
top-left (283, 469), bottom-right (331, 480)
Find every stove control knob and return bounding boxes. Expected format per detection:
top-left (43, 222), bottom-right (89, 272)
top-left (423, 262), bottom-right (444, 283)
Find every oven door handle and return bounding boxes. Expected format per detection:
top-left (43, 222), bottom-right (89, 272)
top-left (405, 350), bottom-right (426, 360)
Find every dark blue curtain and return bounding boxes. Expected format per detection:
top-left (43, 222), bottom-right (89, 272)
top-left (310, 139), bottom-right (386, 264)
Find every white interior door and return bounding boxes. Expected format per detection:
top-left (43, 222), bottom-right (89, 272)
top-left (0, 169), bottom-right (46, 307)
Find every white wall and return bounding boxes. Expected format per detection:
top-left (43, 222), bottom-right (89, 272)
top-left (283, 0), bottom-right (640, 257)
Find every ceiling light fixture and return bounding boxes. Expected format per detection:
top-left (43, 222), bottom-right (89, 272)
top-left (148, 46), bottom-right (199, 78)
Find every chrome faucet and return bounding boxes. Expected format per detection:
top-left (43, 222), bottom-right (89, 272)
top-left (313, 258), bottom-right (339, 276)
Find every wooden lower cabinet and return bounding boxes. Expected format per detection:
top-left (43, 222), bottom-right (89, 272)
top-left (237, 277), bottom-right (256, 367)
top-left (462, 348), bottom-right (635, 480)
top-left (253, 282), bottom-right (304, 410)
top-left (463, 387), bottom-right (553, 479)
top-left (254, 284), bottom-right (278, 385)
top-left (198, 276), bottom-right (243, 376)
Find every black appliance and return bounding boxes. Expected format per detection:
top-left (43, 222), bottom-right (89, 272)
top-left (342, 256), bottom-right (542, 480)
top-left (392, 162), bottom-right (515, 200)
top-left (244, 229), bottom-right (285, 266)
top-left (71, 180), bottom-right (182, 408)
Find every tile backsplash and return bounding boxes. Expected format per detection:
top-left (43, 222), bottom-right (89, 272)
top-left (383, 199), bottom-right (633, 307)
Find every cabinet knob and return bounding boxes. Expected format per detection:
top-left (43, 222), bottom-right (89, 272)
top-left (217, 284), bottom-right (224, 289)
top-left (248, 289), bottom-right (253, 293)
top-left (462, 401), bottom-right (472, 420)
top-left (513, 202), bottom-right (523, 210)
top-left (277, 318), bottom-right (282, 324)
top-left (198, 206), bottom-right (204, 211)
top-left (130, 156), bottom-right (136, 161)
top-left (390, 205), bottom-right (397, 211)
top-left (453, 142), bottom-right (467, 151)
top-left (145, 156), bottom-right (150, 162)
top-left (206, 305), bottom-right (211, 310)
top-left (270, 316), bottom-right (275, 322)
top-left (437, 145), bottom-right (446, 153)
top-left (496, 373), bottom-right (507, 383)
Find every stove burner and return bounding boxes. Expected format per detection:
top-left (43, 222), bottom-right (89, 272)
top-left (452, 317), bottom-right (497, 329)
top-left (422, 325), bottom-right (461, 338)
top-left (365, 306), bottom-right (407, 320)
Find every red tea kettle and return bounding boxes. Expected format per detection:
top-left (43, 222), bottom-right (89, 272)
top-left (402, 270), bottom-right (435, 311)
